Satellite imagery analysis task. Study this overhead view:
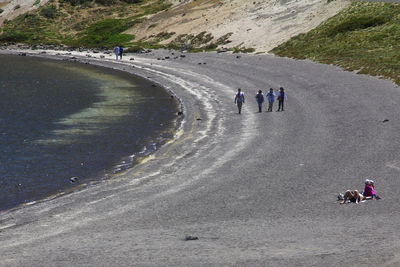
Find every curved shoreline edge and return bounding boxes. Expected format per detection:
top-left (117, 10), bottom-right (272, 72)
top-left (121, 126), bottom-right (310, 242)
top-left (0, 48), bottom-right (187, 212)
top-left (1, 47), bottom-right (400, 266)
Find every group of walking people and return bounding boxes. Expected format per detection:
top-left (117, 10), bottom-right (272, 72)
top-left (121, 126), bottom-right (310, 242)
top-left (234, 87), bottom-right (287, 114)
top-left (113, 45), bottom-right (124, 60)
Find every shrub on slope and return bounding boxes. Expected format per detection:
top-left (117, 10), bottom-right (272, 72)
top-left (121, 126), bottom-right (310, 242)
top-left (0, 0), bottom-right (170, 47)
top-left (272, 2), bottom-right (400, 85)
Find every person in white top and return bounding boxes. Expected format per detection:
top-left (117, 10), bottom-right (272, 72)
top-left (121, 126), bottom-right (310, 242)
top-left (234, 88), bottom-right (245, 114)
top-left (113, 45), bottom-right (120, 60)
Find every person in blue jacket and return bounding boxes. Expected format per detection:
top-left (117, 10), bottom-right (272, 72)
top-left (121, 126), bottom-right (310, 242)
top-left (113, 45), bottom-right (120, 60)
top-left (266, 88), bottom-right (276, 112)
top-left (255, 90), bottom-right (264, 113)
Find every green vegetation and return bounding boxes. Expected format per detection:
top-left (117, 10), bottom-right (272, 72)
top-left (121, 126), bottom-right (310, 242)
top-left (70, 18), bottom-right (137, 47)
top-left (167, 32), bottom-right (213, 50)
top-left (124, 31), bottom-right (234, 53)
top-left (160, 32), bottom-right (233, 52)
top-left (141, 0), bottom-right (170, 15)
top-left (60, 0), bottom-right (142, 6)
top-left (232, 46), bottom-right (255, 54)
top-left (0, 0), bottom-right (248, 53)
top-left (272, 2), bottom-right (400, 85)
top-left (33, 0), bottom-right (41, 6)
top-left (40, 4), bottom-right (59, 19)
top-left (0, 0), bottom-right (171, 48)
top-left (0, 13), bottom-right (53, 43)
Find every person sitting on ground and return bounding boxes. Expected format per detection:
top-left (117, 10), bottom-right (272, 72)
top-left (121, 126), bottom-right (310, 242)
top-left (363, 179), bottom-right (377, 199)
top-left (340, 190), bottom-right (364, 204)
top-left (340, 179), bottom-right (379, 204)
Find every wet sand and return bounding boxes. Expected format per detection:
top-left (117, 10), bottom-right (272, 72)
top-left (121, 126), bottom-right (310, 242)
top-left (1, 48), bottom-right (400, 266)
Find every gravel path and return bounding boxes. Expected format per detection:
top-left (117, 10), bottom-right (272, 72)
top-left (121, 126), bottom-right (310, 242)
top-left (0, 49), bottom-right (400, 266)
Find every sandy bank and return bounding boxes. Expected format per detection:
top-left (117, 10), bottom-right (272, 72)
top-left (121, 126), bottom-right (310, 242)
top-left (1, 47), bottom-right (400, 266)
top-left (131, 0), bottom-right (350, 52)
top-left (1, 0), bottom-right (350, 53)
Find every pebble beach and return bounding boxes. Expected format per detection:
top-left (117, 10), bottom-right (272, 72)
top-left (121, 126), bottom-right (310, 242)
top-left (1, 47), bottom-right (400, 266)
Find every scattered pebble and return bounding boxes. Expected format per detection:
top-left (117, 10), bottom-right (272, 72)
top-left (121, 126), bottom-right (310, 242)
top-left (184, 236), bottom-right (199, 241)
top-left (382, 119), bottom-right (389, 123)
top-left (69, 177), bottom-right (79, 184)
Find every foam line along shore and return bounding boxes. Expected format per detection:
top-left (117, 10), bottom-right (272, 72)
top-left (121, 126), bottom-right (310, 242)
top-left (1, 47), bottom-right (400, 265)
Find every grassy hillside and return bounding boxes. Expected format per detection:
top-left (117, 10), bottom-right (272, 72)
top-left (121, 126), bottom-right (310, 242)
top-left (0, 0), bottom-right (234, 51)
top-left (272, 2), bottom-right (400, 85)
top-left (0, 0), bottom-right (172, 48)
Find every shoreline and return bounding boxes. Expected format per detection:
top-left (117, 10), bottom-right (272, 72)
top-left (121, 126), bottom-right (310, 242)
top-left (0, 48), bottom-right (186, 212)
top-left (1, 47), bottom-right (400, 265)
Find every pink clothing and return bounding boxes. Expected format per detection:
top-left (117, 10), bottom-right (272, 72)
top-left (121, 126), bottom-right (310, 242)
top-left (363, 184), bottom-right (376, 197)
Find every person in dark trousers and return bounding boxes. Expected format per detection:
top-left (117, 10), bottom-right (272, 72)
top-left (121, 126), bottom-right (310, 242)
top-left (234, 88), bottom-right (245, 114)
top-left (276, 87), bottom-right (287, 111)
top-left (119, 46), bottom-right (123, 60)
top-left (266, 88), bottom-right (276, 112)
top-left (255, 90), bottom-right (264, 112)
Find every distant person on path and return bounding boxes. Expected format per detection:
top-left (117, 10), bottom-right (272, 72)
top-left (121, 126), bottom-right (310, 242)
top-left (255, 90), bottom-right (264, 113)
top-left (234, 88), bottom-right (245, 114)
top-left (266, 88), bottom-right (276, 112)
top-left (114, 45), bottom-right (120, 60)
top-left (119, 46), bottom-right (124, 60)
top-left (276, 87), bottom-right (287, 112)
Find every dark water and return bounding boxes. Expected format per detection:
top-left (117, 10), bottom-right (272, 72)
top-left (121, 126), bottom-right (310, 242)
top-left (0, 55), bottom-right (180, 211)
